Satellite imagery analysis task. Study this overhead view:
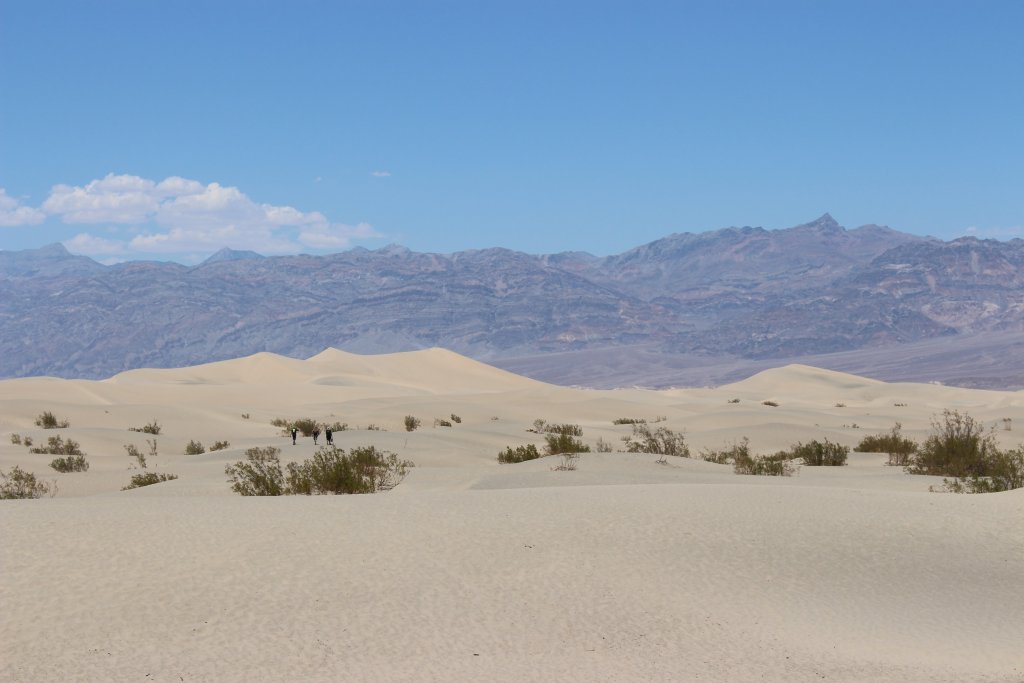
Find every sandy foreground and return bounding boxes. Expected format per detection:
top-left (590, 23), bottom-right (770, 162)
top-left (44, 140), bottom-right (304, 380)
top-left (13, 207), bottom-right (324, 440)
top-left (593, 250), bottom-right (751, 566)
top-left (1, 348), bottom-right (1022, 682)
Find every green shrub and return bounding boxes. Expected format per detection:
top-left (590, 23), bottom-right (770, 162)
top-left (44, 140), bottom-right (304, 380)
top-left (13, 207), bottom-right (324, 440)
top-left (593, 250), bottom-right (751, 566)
top-left (326, 421), bottom-right (348, 432)
top-left (701, 438), bottom-right (751, 465)
top-left (404, 415), bottom-right (421, 432)
top-left (122, 472), bottom-right (178, 490)
top-left (129, 419), bottom-right (161, 435)
top-left (125, 443), bottom-right (147, 468)
top-left (595, 437), bottom-right (613, 453)
top-left (762, 400), bottom-right (779, 407)
top-left (284, 445), bottom-right (413, 495)
top-left (727, 398), bottom-right (740, 404)
top-left (497, 444), bottom-right (542, 464)
top-left (544, 423), bottom-right (583, 436)
top-left (938, 446), bottom-right (1024, 493)
top-left (733, 450), bottom-right (794, 476)
top-left (35, 411), bottom-right (69, 429)
top-left (551, 453), bottom-right (580, 471)
top-left (545, 433), bottom-right (590, 455)
top-left (29, 435), bottom-right (84, 456)
top-left (450, 414), bottom-right (462, 424)
top-left (908, 410), bottom-right (997, 478)
top-left (226, 447), bottom-right (285, 496)
top-left (855, 423), bottom-right (918, 466)
top-left (23, 436), bottom-right (33, 447)
top-left (791, 439), bottom-right (848, 466)
top-left (0, 466), bottom-right (52, 498)
top-left (10, 433), bottom-right (22, 445)
top-left (184, 440), bottom-right (205, 455)
top-left (209, 440), bottom-right (230, 451)
top-left (434, 418), bottom-right (452, 428)
top-left (613, 417), bottom-right (646, 425)
top-left (623, 423), bottom-right (689, 457)
top-left (49, 454), bottom-right (89, 473)
top-left (292, 418), bottom-right (319, 437)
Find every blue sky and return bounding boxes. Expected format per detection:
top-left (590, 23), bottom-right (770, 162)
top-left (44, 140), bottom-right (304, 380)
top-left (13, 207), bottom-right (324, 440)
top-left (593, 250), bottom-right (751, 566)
top-left (1, 0), bottom-right (1021, 264)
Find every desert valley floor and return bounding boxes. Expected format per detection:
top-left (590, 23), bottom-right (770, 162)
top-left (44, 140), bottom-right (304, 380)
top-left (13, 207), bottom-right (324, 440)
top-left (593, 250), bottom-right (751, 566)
top-left (1, 348), bottom-right (1022, 682)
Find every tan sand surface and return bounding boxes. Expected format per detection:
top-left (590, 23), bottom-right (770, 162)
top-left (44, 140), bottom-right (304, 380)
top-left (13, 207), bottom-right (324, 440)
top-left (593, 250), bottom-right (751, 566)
top-left (2, 349), bottom-right (1022, 682)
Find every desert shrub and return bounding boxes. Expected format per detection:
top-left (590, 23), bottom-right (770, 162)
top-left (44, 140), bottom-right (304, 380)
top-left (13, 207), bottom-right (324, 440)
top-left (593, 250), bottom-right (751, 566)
top-left (908, 410), bottom-right (997, 478)
top-left (129, 420), bottom-right (161, 435)
top-left (284, 445), bottom-right (413, 495)
top-left (544, 423), bottom-right (583, 436)
top-left (613, 417), bottom-right (646, 425)
top-left (30, 436), bottom-right (84, 456)
top-left (35, 411), bottom-right (69, 429)
top-left (10, 433), bottom-right (22, 445)
top-left (404, 415), bottom-right (421, 432)
top-left (545, 433), bottom-right (590, 455)
top-left (733, 450), bottom-right (794, 476)
top-left (937, 446), bottom-right (1024, 493)
top-left (530, 419), bottom-right (547, 433)
top-left (551, 453), bottom-right (580, 471)
top-left (834, 402), bottom-right (846, 408)
top-left (50, 454), bottom-right (89, 473)
top-left (450, 414), bottom-right (462, 424)
top-left (364, 424), bottom-right (384, 431)
top-left (226, 447), bottom-right (285, 496)
top-left (791, 439), bottom-right (848, 466)
top-left (125, 443), bottom-right (147, 468)
top-left (855, 423), bottom-right (918, 466)
top-left (209, 440), bottom-right (230, 451)
top-left (497, 444), bottom-right (542, 464)
top-left (326, 421), bottom-right (348, 432)
top-left (122, 472), bottom-right (178, 490)
top-left (184, 440), bottom-right (205, 455)
top-left (292, 418), bottom-right (319, 437)
top-left (270, 417), bottom-right (289, 428)
top-left (434, 418), bottom-right (452, 428)
top-left (1003, 418), bottom-right (1013, 431)
top-left (241, 413), bottom-right (250, 420)
top-left (595, 437), bottom-right (613, 453)
top-left (23, 436), bottom-right (33, 447)
top-left (0, 466), bottom-right (52, 498)
top-left (622, 423), bottom-right (689, 457)
top-left (727, 398), bottom-right (740, 404)
top-left (701, 438), bottom-right (751, 465)
top-left (762, 400), bottom-right (779, 407)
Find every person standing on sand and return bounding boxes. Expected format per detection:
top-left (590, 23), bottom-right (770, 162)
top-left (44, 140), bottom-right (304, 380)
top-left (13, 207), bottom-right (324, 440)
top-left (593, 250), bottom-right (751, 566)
top-left (312, 427), bottom-right (320, 445)
top-left (291, 427), bottom-right (298, 445)
top-left (325, 427), bottom-right (333, 445)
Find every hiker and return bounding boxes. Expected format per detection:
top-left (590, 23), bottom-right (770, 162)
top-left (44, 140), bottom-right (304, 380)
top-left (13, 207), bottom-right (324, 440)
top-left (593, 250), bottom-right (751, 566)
top-left (325, 427), bottom-right (333, 445)
top-left (312, 427), bottom-right (320, 445)
top-left (291, 427), bottom-right (298, 445)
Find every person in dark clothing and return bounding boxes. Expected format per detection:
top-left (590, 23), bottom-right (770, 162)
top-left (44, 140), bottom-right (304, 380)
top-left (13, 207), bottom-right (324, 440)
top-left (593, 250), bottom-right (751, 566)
top-left (312, 427), bottom-right (320, 445)
top-left (291, 427), bottom-right (298, 445)
top-left (325, 427), bottom-right (333, 445)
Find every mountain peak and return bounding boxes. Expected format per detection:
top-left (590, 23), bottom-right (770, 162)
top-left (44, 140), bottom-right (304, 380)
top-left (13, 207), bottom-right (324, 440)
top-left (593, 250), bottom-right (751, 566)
top-left (200, 247), bottom-right (265, 265)
top-left (798, 213), bottom-right (841, 232)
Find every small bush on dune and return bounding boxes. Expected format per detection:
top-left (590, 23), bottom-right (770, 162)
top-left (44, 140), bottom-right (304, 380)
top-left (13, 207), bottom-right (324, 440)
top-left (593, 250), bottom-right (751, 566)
top-left (225, 447), bottom-right (284, 496)
top-left (623, 423), bottom-right (689, 457)
top-left (613, 417), bottom-right (646, 425)
top-left (733, 450), bottom-right (794, 476)
top-left (908, 410), bottom-right (996, 478)
top-left (938, 446), bottom-right (1024, 493)
top-left (545, 433), bottom-right (590, 455)
top-left (128, 420), bottom-right (161, 435)
top-left (856, 423), bottom-right (918, 466)
top-left (125, 443), bottom-right (147, 468)
top-left (285, 445), bottom-right (413, 495)
top-left (551, 453), bottom-right (580, 471)
top-left (434, 418), bottom-right (452, 428)
top-left (35, 411), bottom-right (69, 429)
top-left (50, 454), bottom-right (89, 473)
top-left (497, 444), bottom-right (542, 464)
top-left (595, 437), bottom-right (613, 453)
top-left (544, 423), bottom-right (583, 436)
top-left (450, 414), bottom-right (462, 424)
top-left (404, 415), bottom-right (421, 432)
top-left (30, 436), bottom-right (84, 456)
top-left (0, 466), bottom-right (52, 498)
top-left (292, 418), bottom-right (319, 437)
top-left (23, 436), bottom-right (33, 447)
top-left (791, 439), bottom-right (849, 466)
top-left (326, 421), bottom-right (348, 432)
top-left (727, 398), bottom-right (740, 404)
top-left (122, 472), bottom-right (178, 490)
top-left (209, 440), bottom-right (230, 451)
top-left (184, 440), bottom-right (205, 455)
top-left (701, 438), bottom-right (751, 465)
top-left (10, 433), bottom-right (22, 445)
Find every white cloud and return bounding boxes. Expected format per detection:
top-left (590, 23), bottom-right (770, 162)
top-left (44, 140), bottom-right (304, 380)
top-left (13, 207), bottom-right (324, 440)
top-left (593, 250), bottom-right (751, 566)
top-left (42, 173), bottom-right (383, 257)
top-left (62, 233), bottom-right (127, 255)
top-left (370, 170), bottom-right (392, 177)
top-left (0, 188), bottom-right (46, 227)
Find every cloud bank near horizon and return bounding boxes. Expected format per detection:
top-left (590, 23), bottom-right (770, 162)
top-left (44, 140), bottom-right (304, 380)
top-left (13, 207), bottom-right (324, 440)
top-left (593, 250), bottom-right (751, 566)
top-left (1, 173), bottom-right (383, 261)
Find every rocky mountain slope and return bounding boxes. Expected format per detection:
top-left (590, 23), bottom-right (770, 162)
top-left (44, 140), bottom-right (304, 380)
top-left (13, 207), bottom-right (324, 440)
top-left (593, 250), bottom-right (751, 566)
top-left (3, 215), bottom-right (1023, 388)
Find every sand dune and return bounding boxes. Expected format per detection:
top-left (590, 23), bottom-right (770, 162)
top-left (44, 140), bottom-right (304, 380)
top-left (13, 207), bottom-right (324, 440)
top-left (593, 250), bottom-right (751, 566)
top-left (2, 350), bottom-right (1022, 682)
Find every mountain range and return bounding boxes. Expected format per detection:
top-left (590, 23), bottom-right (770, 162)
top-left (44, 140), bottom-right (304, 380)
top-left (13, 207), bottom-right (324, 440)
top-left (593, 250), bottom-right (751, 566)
top-left (3, 214), bottom-right (1023, 388)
